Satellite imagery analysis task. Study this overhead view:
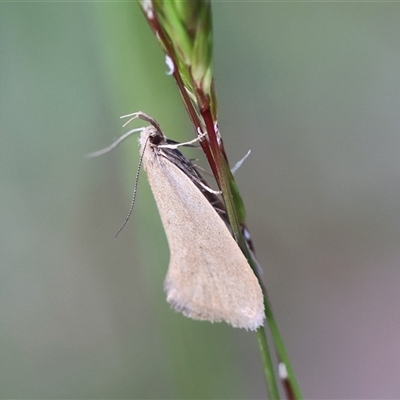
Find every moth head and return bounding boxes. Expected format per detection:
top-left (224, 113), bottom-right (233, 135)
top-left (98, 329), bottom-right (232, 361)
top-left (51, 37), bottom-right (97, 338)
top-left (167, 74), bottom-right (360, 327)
top-left (140, 126), bottom-right (167, 149)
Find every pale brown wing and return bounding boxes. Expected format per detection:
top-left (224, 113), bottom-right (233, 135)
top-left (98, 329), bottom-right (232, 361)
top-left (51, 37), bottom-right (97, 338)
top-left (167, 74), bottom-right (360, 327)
top-left (141, 134), bottom-right (264, 330)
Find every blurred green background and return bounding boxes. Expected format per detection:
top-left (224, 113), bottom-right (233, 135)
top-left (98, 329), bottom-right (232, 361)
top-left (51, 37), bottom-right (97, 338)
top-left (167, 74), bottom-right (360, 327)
top-left (1, 3), bottom-right (400, 399)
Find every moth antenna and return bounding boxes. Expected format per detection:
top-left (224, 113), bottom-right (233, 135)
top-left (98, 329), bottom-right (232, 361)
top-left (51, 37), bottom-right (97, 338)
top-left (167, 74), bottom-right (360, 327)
top-left (86, 127), bottom-right (144, 158)
top-left (114, 134), bottom-right (150, 239)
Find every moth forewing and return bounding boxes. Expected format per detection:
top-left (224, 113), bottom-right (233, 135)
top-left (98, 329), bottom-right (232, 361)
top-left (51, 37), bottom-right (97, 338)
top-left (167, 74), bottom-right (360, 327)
top-left (140, 127), bottom-right (264, 330)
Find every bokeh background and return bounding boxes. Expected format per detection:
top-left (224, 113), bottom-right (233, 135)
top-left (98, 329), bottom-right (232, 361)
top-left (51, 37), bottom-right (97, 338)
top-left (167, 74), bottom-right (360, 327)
top-left (1, 3), bottom-right (400, 399)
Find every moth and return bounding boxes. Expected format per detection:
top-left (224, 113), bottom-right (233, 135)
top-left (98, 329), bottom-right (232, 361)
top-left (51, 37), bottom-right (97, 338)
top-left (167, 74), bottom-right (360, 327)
top-left (137, 115), bottom-right (264, 330)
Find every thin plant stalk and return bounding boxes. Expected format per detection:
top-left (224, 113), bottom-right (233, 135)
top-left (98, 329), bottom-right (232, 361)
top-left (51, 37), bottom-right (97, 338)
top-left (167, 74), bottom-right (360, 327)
top-left (256, 326), bottom-right (280, 399)
top-left (138, 1), bottom-right (303, 398)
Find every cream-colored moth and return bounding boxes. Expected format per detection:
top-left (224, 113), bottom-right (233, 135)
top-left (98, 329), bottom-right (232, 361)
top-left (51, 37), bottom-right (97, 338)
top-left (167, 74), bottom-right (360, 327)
top-left (138, 118), bottom-right (264, 330)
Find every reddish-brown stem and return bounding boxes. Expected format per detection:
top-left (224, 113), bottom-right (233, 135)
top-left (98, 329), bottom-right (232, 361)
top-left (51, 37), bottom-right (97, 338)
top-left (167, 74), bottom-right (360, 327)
top-left (140, 7), bottom-right (219, 179)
